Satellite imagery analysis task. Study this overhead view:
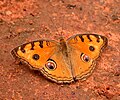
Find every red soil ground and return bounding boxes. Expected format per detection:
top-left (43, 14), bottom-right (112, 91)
top-left (0, 0), bottom-right (120, 99)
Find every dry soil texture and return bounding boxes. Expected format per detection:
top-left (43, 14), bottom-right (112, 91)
top-left (0, 0), bottom-right (120, 100)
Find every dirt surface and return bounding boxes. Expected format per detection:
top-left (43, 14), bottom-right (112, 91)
top-left (0, 0), bottom-right (120, 100)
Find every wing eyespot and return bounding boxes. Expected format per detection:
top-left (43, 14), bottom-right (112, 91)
top-left (81, 53), bottom-right (90, 62)
top-left (45, 59), bottom-right (57, 70)
top-left (32, 54), bottom-right (40, 60)
top-left (89, 46), bottom-right (95, 51)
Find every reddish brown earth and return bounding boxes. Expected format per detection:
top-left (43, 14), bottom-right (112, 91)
top-left (0, 0), bottom-right (120, 100)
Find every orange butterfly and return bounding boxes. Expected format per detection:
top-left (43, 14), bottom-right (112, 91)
top-left (11, 34), bottom-right (108, 83)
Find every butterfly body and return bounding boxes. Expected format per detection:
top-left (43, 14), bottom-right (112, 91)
top-left (11, 34), bottom-right (108, 83)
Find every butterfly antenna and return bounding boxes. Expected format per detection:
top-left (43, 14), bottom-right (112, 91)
top-left (48, 12), bottom-right (59, 35)
top-left (44, 2), bottom-right (60, 36)
top-left (45, 1), bottom-right (68, 40)
top-left (61, 11), bottom-right (66, 37)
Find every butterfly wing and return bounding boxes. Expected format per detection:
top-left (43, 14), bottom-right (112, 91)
top-left (11, 40), bottom-right (73, 83)
top-left (40, 51), bottom-right (73, 83)
top-left (67, 34), bottom-right (108, 80)
top-left (11, 40), bottom-right (58, 69)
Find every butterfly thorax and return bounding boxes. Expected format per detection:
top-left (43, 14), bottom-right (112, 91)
top-left (59, 38), bottom-right (69, 57)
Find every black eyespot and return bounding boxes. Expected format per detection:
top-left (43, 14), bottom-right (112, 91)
top-left (89, 46), bottom-right (95, 51)
top-left (81, 53), bottom-right (90, 62)
top-left (45, 59), bottom-right (57, 70)
top-left (32, 54), bottom-right (40, 60)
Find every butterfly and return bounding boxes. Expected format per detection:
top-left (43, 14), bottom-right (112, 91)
top-left (11, 34), bottom-right (108, 83)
